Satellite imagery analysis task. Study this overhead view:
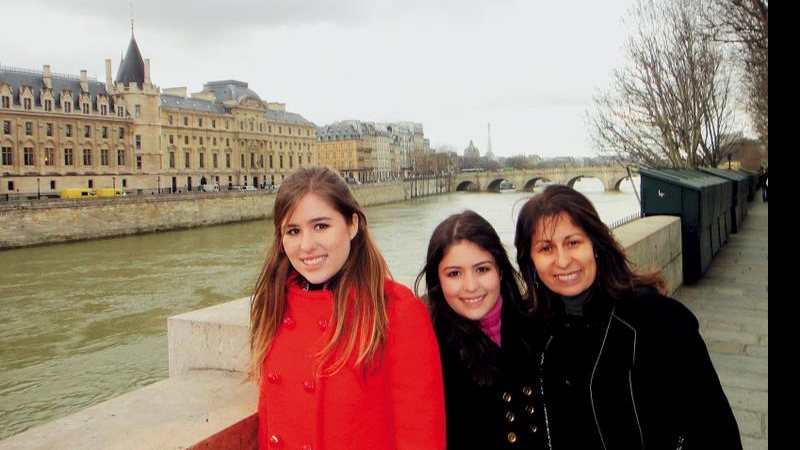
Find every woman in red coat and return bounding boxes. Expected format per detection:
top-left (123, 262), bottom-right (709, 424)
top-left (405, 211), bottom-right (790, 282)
top-left (250, 166), bottom-right (445, 450)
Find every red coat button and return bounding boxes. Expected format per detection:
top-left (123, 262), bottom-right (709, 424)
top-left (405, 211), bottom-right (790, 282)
top-left (267, 372), bottom-right (282, 384)
top-left (303, 380), bottom-right (316, 393)
top-left (282, 316), bottom-right (296, 328)
top-left (269, 434), bottom-right (281, 447)
top-left (317, 319), bottom-right (328, 330)
top-left (302, 444), bottom-right (313, 450)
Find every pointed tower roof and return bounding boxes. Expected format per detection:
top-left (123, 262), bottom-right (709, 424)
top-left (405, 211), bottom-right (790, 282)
top-left (115, 33), bottom-right (145, 85)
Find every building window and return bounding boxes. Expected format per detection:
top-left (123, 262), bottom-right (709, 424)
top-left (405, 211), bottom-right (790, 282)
top-left (82, 103), bottom-right (89, 114)
top-left (199, 152), bottom-right (205, 168)
top-left (88, 179), bottom-right (93, 188)
top-left (117, 149), bottom-right (125, 166)
top-left (101, 126), bottom-right (108, 139)
top-left (44, 99), bottom-right (53, 111)
top-left (65, 124), bottom-right (72, 137)
top-left (213, 153), bottom-right (218, 168)
top-left (269, 154), bottom-right (273, 169)
top-left (116, 106), bottom-right (123, 116)
top-left (83, 148), bottom-right (92, 166)
top-left (250, 152), bottom-right (255, 168)
top-left (45, 123), bottom-right (53, 136)
top-left (3, 120), bottom-right (10, 134)
top-left (24, 98), bottom-right (32, 109)
top-left (289, 155), bottom-right (293, 169)
top-left (23, 147), bottom-right (34, 165)
top-left (1, 147), bottom-right (12, 165)
top-left (169, 151), bottom-right (175, 168)
top-left (259, 155), bottom-right (264, 168)
top-left (135, 104), bottom-right (141, 118)
top-left (185, 152), bottom-right (190, 168)
top-left (25, 122), bottom-right (33, 135)
top-left (226, 138), bottom-right (230, 147)
top-left (64, 148), bottom-right (73, 165)
top-left (84, 125), bottom-right (91, 138)
top-left (184, 136), bottom-right (189, 145)
top-left (212, 119), bottom-right (216, 128)
top-left (240, 154), bottom-right (245, 168)
top-left (64, 101), bottom-right (72, 113)
top-left (279, 155), bottom-right (284, 169)
top-left (101, 149), bottom-right (109, 166)
top-left (198, 118), bottom-right (203, 127)
top-left (213, 137), bottom-right (217, 145)
top-left (136, 155), bottom-right (142, 170)
top-left (168, 115), bottom-right (173, 125)
top-left (135, 135), bottom-right (141, 150)
top-left (1, 96), bottom-right (10, 108)
top-left (44, 148), bottom-right (54, 166)
top-left (50, 180), bottom-right (56, 189)
top-left (119, 127), bottom-right (125, 139)
top-left (100, 104), bottom-right (107, 115)
top-left (184, 116), bottom-right (188, 126)
top-left (225, 120), bottom-right (229, 130)
top-left (199, 136), bottom-right (204, 145)
top-left (122, 179), bottom-right (127, 187)
top-left (226, 153), bottom-right (231, 168)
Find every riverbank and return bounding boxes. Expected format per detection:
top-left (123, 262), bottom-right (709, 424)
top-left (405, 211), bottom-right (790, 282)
top-left (0, 181), bottom-right (414, 250)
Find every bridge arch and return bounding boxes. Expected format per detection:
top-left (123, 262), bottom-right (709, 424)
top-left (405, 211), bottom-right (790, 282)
top-left (456, 180), bottom-right (480, 191)
top-left (523, 177), bottom-right (551, 191)
top-left (486, 178), bottom-right (514, 191)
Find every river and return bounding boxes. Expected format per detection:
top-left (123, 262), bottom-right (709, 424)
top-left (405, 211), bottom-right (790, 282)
top-left (0, 178), bottom-right (640, 438)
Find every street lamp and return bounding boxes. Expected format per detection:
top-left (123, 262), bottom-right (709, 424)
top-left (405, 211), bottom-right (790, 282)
top-left (112, 176), bottom-right (116, 191)
top-left (37, 177), bottom-right (40, 199)
top-left (157, 176), bottom-right (161, 194)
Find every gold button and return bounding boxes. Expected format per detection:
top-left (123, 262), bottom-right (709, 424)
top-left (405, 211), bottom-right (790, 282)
top-left (505, 412), bottom-right (515, 422)
top-left (525, 404), bottom-right (535, 414)
top-left (502, 392), bottom-right (512, 402)
top-left (507, 432), bottom-right (517, 443)
top-left (522, 386), bottom-right (533, 396)
top-left (530, 425), bottom-right (539, 434)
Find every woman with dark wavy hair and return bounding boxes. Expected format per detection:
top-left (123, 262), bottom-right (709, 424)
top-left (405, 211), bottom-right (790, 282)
top-left (515, 184), bottom-right (741, 449)
top-left (250, 166), bottom-right (445, 450)
top-left (416, 210), bottom-right (546, 450)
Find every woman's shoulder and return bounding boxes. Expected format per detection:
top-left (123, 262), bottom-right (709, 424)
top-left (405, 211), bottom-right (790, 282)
top-left (384, 278), bottom-right (429, 318)
top-left (619, 288), bottom-right (699, 331)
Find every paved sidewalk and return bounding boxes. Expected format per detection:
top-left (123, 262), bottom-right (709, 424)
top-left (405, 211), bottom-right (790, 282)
top-left (672, 196), bottom-right (768, 450)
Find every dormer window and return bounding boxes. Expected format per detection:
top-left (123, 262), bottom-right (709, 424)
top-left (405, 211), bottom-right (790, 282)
top-left (1, 96), bottom-right (9, 108)
top-left (100, 104), bottom-right (108, 116)
top-left (44, 99), bottom-right (53, 111)
top-left (23, 98), bottom-right (32, 109)
top-left (82, 103), bottom-right (90, 114)
top-left (64, 101), bottom-right (72, 113)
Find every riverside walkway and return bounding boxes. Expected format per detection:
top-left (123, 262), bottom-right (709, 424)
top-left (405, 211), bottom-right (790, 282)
top-left (672, 199), bottom-right (768, 449)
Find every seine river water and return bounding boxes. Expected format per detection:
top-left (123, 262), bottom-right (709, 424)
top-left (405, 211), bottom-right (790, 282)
top-left (0, 179), bottom-right (640, 439)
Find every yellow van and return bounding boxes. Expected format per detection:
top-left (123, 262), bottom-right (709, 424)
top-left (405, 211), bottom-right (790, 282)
top-left (60, 188), bottom-right (96, 199)
top-left (96, 188), bottom-right (125, 197)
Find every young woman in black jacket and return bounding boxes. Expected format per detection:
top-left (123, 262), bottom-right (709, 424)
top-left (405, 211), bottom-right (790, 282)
top-left (514, 184), bottom-right (742, 449)
top-left (416, 210), bottom-right (547, 450)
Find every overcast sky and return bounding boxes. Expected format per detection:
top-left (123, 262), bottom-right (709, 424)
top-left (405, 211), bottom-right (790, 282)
top-left (2, 0), bottom-right (636, 158)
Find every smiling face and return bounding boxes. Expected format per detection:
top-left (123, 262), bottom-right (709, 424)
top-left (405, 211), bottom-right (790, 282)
top-left (531, 211), bottom-right (597, 297)
top-left (438, 240), bottom-right (501, 321)
top-left (281, 192), bottom-right (358, 285)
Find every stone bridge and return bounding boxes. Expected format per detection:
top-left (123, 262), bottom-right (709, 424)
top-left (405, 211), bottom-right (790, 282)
top-left (453, 166), bottom-right (636, 192)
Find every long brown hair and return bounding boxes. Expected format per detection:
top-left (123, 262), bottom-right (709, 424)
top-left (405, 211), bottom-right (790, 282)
top-left (249, 167), bottom-right (390, 383)
top-left (514, 184), bottom-right (665, 317)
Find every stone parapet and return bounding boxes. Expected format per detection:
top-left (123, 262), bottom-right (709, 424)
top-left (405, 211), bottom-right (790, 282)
top-left (614, 215), bottom-right (683, 295)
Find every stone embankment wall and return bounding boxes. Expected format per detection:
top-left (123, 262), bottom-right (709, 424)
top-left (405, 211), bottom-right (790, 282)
top-left (0, 182), bottom-right (408, 249)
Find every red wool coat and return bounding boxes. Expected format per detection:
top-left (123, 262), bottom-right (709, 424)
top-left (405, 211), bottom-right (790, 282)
top-left (258, 278), bottom-right (446, 450)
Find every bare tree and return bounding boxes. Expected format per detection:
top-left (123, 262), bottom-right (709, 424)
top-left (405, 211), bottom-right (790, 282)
top-left (588, 0), bottom-right (739, 168)
top-left (702, 0), bottom-right (768, 146)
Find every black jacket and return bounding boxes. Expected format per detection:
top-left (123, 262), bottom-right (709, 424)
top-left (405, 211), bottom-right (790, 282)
top-left (437, 305), bottom-right (548, 450)
top-left (540, 289), bottom-right (742, 450)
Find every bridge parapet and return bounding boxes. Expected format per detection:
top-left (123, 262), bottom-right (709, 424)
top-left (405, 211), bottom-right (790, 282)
top-left (453, 166), bottom-right (636, 192)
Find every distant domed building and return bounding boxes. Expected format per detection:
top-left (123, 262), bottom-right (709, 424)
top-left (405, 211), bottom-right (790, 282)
top-left (463, 140), bottom-right (480, 161)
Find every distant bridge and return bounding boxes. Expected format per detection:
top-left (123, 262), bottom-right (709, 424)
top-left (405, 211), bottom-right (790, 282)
top-left (453, 166), bottom-right (636, 192)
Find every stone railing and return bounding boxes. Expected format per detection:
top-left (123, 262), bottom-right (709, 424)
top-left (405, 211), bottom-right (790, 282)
top-left (0, 215), bottom-right (681, 449)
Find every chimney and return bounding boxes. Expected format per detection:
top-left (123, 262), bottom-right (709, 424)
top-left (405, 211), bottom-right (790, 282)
top-left (80, 69), bottom-right (88, 92)
top-left (42, 65), bottom-right (53, 89)
top-left (105, 59), bottom-right (113, 92)
top-left (144, 59), bottom-right (151, 86)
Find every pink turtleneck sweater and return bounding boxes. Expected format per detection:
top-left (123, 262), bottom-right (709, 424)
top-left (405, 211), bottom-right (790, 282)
top-left (479, 295), bottom-right (503, 346)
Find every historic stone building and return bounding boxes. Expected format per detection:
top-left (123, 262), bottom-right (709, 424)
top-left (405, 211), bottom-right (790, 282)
top-left (316, 120), bottom-right (426, 182)
top-left (0, 32), bottom-right (315, 198)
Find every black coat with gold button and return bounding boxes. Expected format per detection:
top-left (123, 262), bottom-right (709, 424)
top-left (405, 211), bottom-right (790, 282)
top-left (436, 303), bottom-right (548, 450)
top-left (540, 289), bottom-right (742, 450)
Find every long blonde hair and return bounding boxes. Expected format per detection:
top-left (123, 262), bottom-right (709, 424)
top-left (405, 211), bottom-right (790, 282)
top-left (249, 167), bottom-right (390, 384)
